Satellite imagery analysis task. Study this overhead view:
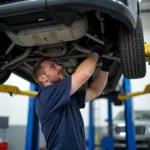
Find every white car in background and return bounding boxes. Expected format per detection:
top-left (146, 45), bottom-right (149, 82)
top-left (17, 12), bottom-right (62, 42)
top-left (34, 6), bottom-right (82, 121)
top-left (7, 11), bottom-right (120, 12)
top-left (114, 111), bottom-right (150, 150)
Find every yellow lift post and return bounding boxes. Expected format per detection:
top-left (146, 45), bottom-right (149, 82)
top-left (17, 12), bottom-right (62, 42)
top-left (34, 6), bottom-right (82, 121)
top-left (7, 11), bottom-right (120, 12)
top-left (145, 42), bottom-right (150, 64)
top-left (0, 42), bottom-right (150, 99)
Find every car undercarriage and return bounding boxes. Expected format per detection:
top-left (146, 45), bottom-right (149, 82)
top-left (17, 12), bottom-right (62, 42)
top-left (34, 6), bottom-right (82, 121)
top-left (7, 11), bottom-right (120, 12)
top-left (0, 0), bottom-right (146, 99)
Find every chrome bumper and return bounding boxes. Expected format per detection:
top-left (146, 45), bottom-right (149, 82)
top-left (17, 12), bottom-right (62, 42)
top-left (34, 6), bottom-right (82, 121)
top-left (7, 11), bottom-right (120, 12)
top-left (114, 135), bottom-right (150, 149)
top-left (114, 143), bottom-right (148, 149)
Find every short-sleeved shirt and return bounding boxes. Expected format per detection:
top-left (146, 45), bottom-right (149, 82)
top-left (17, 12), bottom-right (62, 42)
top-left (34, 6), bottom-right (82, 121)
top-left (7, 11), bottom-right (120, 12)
top-left (34, 76), bottom-right (86, 150)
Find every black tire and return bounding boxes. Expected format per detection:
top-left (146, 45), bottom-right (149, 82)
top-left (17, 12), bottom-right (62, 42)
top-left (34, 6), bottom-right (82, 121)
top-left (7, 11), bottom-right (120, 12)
top-left (118, 16), bottom-right (146, 79)
top-left (0, 70), bottom-right (11, 84)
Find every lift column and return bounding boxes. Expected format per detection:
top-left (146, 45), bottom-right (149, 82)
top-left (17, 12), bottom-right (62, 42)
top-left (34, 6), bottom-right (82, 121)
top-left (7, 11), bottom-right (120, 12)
top-left (100, 97), bottom-right (114, 150)
top-left (123, 78), bottom-right (136, 150)
top-left (25, 84), bottom-right (39, 150)
top-left (107, 97), bottom-right (114, 150)
top-left (88, 101), bottom-right (95, 150)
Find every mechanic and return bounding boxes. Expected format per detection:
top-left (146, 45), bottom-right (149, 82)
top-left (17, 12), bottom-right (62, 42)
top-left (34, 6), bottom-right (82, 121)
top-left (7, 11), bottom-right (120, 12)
top-left (32, 47), bottom-right (113, 150)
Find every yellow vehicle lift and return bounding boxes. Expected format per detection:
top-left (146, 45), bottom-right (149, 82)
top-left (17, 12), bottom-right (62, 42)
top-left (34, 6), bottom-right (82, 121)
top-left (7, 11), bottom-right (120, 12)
top-left (0, 84), bottom-right (38, 97)
top-left (118, 84), bottom-right (150, 100)
top-left (0, 42), bottom-right (150, 99)
top-left (145, 42), bottom-right (150, 64)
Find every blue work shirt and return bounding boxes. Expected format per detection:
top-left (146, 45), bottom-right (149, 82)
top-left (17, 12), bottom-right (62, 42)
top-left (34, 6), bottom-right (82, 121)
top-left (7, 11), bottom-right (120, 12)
top-left (34, 76), bottom-right (86, 150)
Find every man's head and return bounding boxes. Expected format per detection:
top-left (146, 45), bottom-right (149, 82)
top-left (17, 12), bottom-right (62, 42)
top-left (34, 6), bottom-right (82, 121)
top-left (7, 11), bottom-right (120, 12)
top-left (32, 57), bottom-right (65, 87)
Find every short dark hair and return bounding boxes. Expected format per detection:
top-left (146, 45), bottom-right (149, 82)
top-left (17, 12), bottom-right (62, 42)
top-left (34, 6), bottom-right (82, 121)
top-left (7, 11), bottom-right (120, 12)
top-left (32, 57), bottom-right (52, 86)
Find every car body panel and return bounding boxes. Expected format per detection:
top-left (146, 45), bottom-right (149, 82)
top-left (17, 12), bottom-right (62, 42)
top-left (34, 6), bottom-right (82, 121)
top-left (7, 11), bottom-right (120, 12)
top-left (0, 0), bottom-right (138, 30)
top-left (114, 120), bottom-right (150, 126)
top-left (47, 0), bottom-right (137, 29)
top-left (0, 0), bottom-right (46, 18)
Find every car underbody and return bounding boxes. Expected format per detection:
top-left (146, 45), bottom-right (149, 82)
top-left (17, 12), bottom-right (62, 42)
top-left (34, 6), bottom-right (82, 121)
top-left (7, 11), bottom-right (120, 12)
top-left (0, 0), bottom-right (146, 98)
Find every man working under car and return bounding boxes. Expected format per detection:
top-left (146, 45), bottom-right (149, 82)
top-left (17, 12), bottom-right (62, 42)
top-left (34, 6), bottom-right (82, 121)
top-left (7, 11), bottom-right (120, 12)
top-left (32, 46), bottom-right (113, 150)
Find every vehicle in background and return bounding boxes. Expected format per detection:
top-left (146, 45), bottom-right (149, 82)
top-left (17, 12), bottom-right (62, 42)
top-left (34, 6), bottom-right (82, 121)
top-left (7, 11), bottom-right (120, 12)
top-left (114, 110), bottom-right (150, 149)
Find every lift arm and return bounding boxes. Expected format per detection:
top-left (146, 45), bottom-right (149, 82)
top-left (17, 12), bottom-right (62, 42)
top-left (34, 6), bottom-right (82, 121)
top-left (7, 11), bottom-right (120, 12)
top-left (1, 83), bottom-right (149, 100)
top-left (118, 84), bottom-right (150, 100)
top-left (0, 84), bottom-right (38, 97)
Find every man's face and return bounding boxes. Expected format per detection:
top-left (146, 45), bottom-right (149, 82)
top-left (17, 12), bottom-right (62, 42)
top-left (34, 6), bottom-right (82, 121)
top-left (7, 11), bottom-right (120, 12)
top-left (40, 60), bottom-right (65, 85)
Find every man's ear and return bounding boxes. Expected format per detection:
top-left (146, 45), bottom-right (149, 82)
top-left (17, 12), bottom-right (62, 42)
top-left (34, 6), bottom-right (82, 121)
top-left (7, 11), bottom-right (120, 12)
top-left (38, 74), bottom-right (48, 83)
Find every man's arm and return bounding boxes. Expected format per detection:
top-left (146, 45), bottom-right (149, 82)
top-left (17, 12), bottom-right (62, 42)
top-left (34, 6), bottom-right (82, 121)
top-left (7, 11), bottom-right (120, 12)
top-left (71, 53), bottom-right (99, 95)
top-left (85, 56), bottom-right (113, 103)
top-left (85, 71), bottom-right (109, 103)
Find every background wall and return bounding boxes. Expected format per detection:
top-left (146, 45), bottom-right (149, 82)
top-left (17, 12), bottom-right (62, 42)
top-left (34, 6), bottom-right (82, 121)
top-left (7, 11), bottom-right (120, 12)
top-left (0, 12), bottom-right (150, 149)
top-left (0, 74), bottom-right (30, 126)
top-left (0, 74), bottom-right (30, 149)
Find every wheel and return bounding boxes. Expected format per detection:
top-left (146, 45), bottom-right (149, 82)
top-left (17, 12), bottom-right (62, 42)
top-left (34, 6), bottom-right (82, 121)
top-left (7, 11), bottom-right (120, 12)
top-left (118, 16), bottom-right (146, 79)
top-left (0, 70), bottom-right (11, 84)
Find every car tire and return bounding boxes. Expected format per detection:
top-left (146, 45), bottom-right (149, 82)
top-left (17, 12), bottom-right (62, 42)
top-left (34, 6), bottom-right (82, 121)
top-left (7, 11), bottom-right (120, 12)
top-left (118, 16), bottom-right (146, 79)
top-left (0, 70), bottom-right (11, 84)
